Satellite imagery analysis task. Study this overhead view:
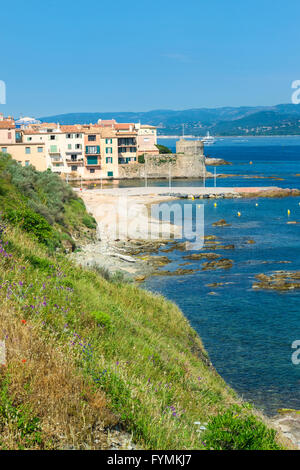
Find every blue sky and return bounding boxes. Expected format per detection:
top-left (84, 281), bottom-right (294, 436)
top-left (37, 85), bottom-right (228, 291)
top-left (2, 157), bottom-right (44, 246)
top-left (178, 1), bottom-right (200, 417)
top-left (1, 0), bottom-right (300, 117)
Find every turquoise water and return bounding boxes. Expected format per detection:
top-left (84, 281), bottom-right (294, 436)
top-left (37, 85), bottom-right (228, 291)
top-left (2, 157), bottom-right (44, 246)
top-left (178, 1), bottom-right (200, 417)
top-left (142, 137), bottom-right (300, 415)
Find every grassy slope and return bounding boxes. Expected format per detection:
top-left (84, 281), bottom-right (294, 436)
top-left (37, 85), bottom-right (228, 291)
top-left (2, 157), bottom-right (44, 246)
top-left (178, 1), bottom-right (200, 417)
top-left (0, 155), bottom-right (289, 450)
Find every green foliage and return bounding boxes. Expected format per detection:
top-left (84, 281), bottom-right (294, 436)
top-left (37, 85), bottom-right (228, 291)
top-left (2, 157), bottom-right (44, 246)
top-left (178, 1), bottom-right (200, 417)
top-left (4, 208), bottom-right (54, 245)
top-left (202, 406), bottom-right (281, 450)
top-left (0, 374), bottom-right (42, 447)
top-left (0, 153), bottom-right (96, 251)
top-left (82, 214), bottom-right (97, 230)
top-left (138, 154), bottom-right (145, 164)
top-left (92, 311), bottom-right (113, 330)
top-left (155, 144), bottom-right (172, 154)
top-left (25, 254), bottom-right (53, 272)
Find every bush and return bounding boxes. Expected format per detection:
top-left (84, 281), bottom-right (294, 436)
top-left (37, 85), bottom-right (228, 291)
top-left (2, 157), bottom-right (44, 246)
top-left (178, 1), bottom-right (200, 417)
top-left (202, 406), bottom-right (281, 450)
top-left (138, 154), bottom-right (145, 164)
top-left (82, 215), bottom-right (97, 230)
top-left (155, 144), bottom-right (172, 154)
top-left (92, 311), bottom-right (112, 330)
top-left (4, 208), bottom-right (54, 245)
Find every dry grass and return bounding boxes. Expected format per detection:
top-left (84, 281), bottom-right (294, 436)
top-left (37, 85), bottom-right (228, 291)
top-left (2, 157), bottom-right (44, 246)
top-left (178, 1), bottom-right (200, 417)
top-left (0, 224), bottom-right (291, 450)
top-left (0, 303), bottom-right (117, 449)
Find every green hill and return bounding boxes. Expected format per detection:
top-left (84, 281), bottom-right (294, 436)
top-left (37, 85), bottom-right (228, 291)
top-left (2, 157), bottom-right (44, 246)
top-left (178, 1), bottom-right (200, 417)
top-left (0, 153), bottom-right (287, 450)
top-left (40, 103), bottom-right (300, 136)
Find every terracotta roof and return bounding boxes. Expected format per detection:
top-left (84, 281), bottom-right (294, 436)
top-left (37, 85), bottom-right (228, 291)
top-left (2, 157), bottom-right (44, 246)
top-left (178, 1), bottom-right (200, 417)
top-left (100, 128), bottom-right (117, 138)
top-left (60, 125), bottom-right (83, 133)
top-left (97, 119), bottom-right (117, 127)
top-left (23, 130), bottom-right (40, 135)
top-left (39, 122), bottom-right (57, 128)
top-left (115, 123), bottom-right (134, 130)
top-left (0, 120), bottom-right (15, 129)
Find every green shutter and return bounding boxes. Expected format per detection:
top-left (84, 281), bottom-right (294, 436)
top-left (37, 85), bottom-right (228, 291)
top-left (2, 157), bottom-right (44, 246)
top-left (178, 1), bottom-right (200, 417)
top-left (87, 156), bottom-right (98, 165)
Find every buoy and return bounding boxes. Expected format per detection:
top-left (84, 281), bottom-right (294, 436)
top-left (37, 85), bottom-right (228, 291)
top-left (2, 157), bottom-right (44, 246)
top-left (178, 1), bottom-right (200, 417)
top-left (237, 211), bottom-right (241, 217)
top-left (250, 161), bottom-right (253, 165)
top-left (288, 209), bottom-right (291, 216)
top-left (255, 203), bottom-right (259, 207)
top-left (214, 202), bottom-right (217, 207)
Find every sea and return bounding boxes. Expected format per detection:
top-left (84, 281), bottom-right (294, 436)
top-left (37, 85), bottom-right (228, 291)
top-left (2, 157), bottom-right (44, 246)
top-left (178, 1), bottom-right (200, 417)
top-left (96, 136), bottom-right (300, 415)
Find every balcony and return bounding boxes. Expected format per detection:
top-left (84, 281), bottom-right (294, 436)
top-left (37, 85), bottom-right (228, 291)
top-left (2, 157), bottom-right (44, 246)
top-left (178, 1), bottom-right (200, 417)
top-left (65, 148), bottom-right (83, 154)
top-left (118, 138), bottom-right (137, 147)
top-left (66, 157), bottom-right (84, 165)
top-left (86, 156), bottom-right (101, 166)
top-left (51, 156), bottom-right (63, 163)
top-left (49, 146), bottom-right (60, 154)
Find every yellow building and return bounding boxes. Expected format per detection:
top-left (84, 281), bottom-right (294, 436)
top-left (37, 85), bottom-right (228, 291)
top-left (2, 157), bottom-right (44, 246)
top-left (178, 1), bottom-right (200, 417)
top-left (0, 142), bottom-right (47, 171)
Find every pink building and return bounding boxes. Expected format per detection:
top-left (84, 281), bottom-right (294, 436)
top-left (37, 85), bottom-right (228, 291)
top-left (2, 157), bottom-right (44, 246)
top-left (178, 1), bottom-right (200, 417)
top-left (0, 118), bottom-right (16, 144)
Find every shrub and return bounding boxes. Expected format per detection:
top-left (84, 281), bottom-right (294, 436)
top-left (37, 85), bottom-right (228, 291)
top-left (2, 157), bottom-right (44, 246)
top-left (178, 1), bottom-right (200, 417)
top-left (4, 208), bottom-right (54, 245)
top-left (202, 406), bottom-right (281, 450)
top-left (92, 311), bottom-right (112, 330)
top-left (25, 254), bottom-right (53, 272)
top-left (155, 144), bottom-right (172, 154)
top-left (82, 215), bottom-right (97, 229)
top-left (138, 154), bottom-right (145, 164)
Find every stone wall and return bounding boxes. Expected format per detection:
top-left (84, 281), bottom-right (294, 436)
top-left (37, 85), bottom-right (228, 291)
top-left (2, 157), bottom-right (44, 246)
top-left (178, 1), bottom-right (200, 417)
top-left (118, 152), bottom-right (206, 179)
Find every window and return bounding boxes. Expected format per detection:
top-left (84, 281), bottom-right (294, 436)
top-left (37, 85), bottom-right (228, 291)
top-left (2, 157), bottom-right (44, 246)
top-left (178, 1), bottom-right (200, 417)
top-left (27, 137), bottom-right (32, 141)
top-left (50, 145), bottom-right (57, 153)
top-left (87, 156), bottom-right (98, 165)
top-left (75, 143), bottom-right (82, 149)
top-left (118, 137), bottom-right (136, 146)
top-left (71, 155), bottom-right (78, 161)
top-left (86, 146), bottom-right (99, 154)
top-left (25, 160), bottom-right (30, 166)
top-left (88, 135), bottom-right (96, 141)
top-left (8, 132), bottom-right (11, 139)
top-left (105, 138), bottom-right (112, 144)
top-left (107, 171), bottom-right (113, 177)
top-left (25, 147), bottom-right (31, 154)
top-left (66, 134), bottom-right (72, 139)
top-left (89, 169), bottom-right (95, 174)
top-left (105, 147), bottom-right (112, 154)
top-left (76, 133), bottom-right (81, 138)
top-left (68, 144), bottom-right (72, 149)
top-left (106, 157), bottom-right (113, 164)
top-left (37, 147), bottom-right (43, 153)
top-left (1, 147), bottom-right (7, 153)
top-left (50, 135), bottom-right (56, 140)
top-left (71, 166), bottom-right (78, 171)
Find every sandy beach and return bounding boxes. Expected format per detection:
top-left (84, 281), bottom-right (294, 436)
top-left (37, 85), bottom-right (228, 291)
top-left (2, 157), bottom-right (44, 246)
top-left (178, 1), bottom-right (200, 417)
top-left (71, 185), bottom-right (299, 279)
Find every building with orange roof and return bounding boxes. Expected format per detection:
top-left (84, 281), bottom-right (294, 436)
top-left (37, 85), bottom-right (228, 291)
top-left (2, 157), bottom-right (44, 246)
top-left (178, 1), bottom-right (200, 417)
top-left (0, 116), bottom-right (159, 179)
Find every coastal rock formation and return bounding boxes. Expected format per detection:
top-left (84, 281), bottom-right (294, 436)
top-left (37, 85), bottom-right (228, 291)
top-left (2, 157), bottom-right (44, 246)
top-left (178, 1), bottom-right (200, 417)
top-left (153, 268), bottom-right (199, 276)
top-left (183, 253), bottom-right (221, 260)
top-left (202, 258), bottom-right (234, 270)
top-left (252, 271), bottom-right (300, 290)
top-left (212, 219), bottom-right (231, 227)
top-left (205, 157), bottom-right (231, 166)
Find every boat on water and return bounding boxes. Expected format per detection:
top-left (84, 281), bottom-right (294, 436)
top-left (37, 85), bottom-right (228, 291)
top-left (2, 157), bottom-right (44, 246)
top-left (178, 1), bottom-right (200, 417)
top-left (202, 131), bottom-right (216, 145)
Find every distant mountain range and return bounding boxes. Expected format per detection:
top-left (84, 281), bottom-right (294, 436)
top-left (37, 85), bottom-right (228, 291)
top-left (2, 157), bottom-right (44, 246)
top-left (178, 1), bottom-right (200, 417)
top-left (39, 104), bottom-right (300, 136)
